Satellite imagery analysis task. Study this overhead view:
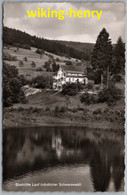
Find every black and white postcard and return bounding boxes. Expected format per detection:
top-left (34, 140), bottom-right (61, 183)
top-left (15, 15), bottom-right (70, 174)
top-left (2, 1), bottom-right (125, 192)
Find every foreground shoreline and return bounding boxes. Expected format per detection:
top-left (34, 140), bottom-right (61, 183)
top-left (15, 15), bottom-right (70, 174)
top-left (3, 114), bottom-right (124, 131)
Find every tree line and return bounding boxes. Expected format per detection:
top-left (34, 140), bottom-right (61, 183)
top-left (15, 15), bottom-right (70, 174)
top-left (91, 28), bottom-right (125, 85)
top-left (3, 26), bottom-right (90, 60)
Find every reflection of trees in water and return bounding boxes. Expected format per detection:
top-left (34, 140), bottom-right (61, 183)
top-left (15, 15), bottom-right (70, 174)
top-left (3, 130), bottom-right (25, 164)
top-left (3, 127), bottom-right (124, 191)
top-left (3, 129), bottom-right (25, 180)
top-left (112, 156), bottom-right (124, 191)
top-left (89, 139), bottom-right (124, 192)
top-left (90, 149), bottom-right (111, 191)
top-left (52, 134), bottom-right (63, 159)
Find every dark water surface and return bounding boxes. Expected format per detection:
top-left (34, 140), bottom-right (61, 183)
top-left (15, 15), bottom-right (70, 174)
top-left (3, 126), bottom-right (124, 191)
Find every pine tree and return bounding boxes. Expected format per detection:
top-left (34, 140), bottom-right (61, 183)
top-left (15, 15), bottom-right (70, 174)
top-left (112, 36), bottom-right (125, 74)
top-left (91, 28), bottom-right (112, 86)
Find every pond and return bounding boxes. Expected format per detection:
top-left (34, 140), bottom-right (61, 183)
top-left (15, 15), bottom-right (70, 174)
top-left (3, 126), bottom-right (124, 192)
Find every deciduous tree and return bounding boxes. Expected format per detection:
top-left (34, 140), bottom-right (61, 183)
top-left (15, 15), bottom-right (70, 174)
top-left (3, 63), bottom-right (26, 106)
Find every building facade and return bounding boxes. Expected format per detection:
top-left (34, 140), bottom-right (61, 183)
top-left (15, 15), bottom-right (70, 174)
top-left (53, 66), bottom-right (88, 91)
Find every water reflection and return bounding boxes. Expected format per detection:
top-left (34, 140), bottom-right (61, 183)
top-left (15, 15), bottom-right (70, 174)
top-left (3, 126), bottom-right (124, 191)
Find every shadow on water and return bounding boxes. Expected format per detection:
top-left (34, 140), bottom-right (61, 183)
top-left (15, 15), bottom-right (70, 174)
top-left (3, 126), bottom-right (124, 191)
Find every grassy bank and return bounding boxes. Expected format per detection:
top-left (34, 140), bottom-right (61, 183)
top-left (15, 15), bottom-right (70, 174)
top-left (3, 103), bottom-right (124, 131)
top-left (3, 89), bottom-right (124, 130)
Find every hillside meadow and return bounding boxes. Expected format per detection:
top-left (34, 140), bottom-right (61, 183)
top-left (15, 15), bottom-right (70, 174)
top-left (3, 46), bottom-right (88, 80)
top-left (3, 46), bottom-right (125, 130)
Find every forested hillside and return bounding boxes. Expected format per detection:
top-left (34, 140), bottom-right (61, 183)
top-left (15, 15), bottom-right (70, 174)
top-left (56, 40), bottom-right (94, 55)
top-left (3, 26), bottom-right (92, 60)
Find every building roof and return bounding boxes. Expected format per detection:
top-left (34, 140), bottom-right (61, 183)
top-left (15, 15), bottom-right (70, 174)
top-left (53, 65), bottom-right (87, 78)
top-left (66, 70), bottom-right (85, 74)
top-left (66, 75), bottom-right (85, 78)
top-left (62, 65), bottom-right (86, 73)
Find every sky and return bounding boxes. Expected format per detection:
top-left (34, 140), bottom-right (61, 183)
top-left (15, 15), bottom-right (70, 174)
top-left (3, 2), bottom-right (125, 43)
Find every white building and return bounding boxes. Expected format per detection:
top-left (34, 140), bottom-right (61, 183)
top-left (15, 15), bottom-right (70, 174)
top-left (53, 66), bottom-right (88, 91)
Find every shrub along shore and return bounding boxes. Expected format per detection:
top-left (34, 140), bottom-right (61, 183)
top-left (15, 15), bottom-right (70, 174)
top-left (3, 104), bottom-right (124, 131)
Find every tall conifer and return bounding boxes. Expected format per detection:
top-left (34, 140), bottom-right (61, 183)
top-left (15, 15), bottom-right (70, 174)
top-left (91, 28), bottom-right (112, 86)
top-left (112, 36), bottom-right (125, 74)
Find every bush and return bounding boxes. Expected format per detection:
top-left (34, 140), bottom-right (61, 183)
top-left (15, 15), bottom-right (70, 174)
top-left (45, 106), bottom-right (50, 111)
top-left (32, 107), bottom-right (42, 113)
top-left (31, 61), bottom-right (36, 68)
top-left (59, 106), bottom-right (67, 113)
top-left (93, 108), bottom-right (102, 114)
top-left (98, 84), bottom-right (122, 106)
top-left (54, 106), bottom-right (60, 116)
top-left (62, 83), bottom-right (77, 96)
top-left (12, 56), bottom-right (17, 61)
top-left (19, 74), bottom-right (29, 85)
top-left (36, 49), bottom-right (44, 55)
top-left (80, 93), bottom-right (96, 106)
top-left (3, 52), bottom-right (11, 60)
top-left (71, 108), bottom-right (78, 113)
top-left (65, 60), bottom-right (72, 65)
top-left (3, 52), bottom-right (17, 61)
top-left (36, 67), bottom-right (43, 72)
top-left (19, 61), bottom-right (24, 66)
top-left (102, 108), bottom-right (109, 113)
top-left (24, 57), bottom-right (27, 61)
top-left (86, 83), bottom-right (93, 90)
top-left (17, 107), bottom-right (25, 112)
top-left (62, 83), bottom-right (83, 96)
top-left (56, 57), bottom-right (60, 62)
top-left (31, 75), bottom-right (53, 89)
